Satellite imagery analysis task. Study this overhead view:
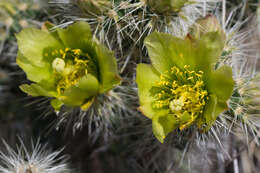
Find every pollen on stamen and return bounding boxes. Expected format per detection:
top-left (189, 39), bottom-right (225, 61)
top-left (150, 65), bottom-right (208, 129)
top-left (51, 48), bottom-right (93, 95)
top-left (59, 49), bottom-right (64, 55)
top-left (72, 49), bottom-right (81, 55)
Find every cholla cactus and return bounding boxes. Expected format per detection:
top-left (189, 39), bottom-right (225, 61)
top-left (0, 138), bottom-right (71, 173)
top-left (51, 0), bottom-right (219, 54)
top-left (213, 2), bottom-right (260, 145)
top-left (7, 0), bottom-right (260, 172)
top-left (55, 83), bottom-right (137, 142)
top-left (124, 3), bottom-right (260, 171)
top-left (234, 75), bottom-right (260, 142)
top-left (52, 0), bottom-right (121, 50)
top-left (179, 3), bottom-right (260, 147)
top-left (16, 21), bottom-right (137, 142)
top-left (121, 0), bottom-right (219, 43)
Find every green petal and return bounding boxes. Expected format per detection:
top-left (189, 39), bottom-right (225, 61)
top-left (189, 32), bottom-right (224, 75)
top-left (61, 87), bottom-right (87, 106)
top-left (144, 32), bottom-right (209, 73)
top-left (16, 28), bottom-right (63, 66)
top-left (144, 32), bottom-right (180, 73)
top-left (61, 74), bottom-right (99, 107)
top-left (78, 74), bottom-right (100, 92)
top-left (145, 32), bottom-right (224, 76)
top-left (207, 65), bottom-right (234, 102)
top-left (152, 114), bottom-right (178, 143)
top-left (197, 94), bottom-right (228, 131)
top-left (57, 21), bottom-right (92, 51)
top-left (56, 21), bottom-right (121, 92)
top-left (136, 63), bottom-right (160, 119)
top-left (17, 52), bottom-right (54, 84)
top-left (198, 32), bottom-right (225, 64)
top-left (42, 21), bottom-right (61, 42)
top-left (50, 99), bottom-right (64, 111)
top-left (20, 83), bottom-right (56, 97)
top-left (94, 43), bottom-right (121, 93)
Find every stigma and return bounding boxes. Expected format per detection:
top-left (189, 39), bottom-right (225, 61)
top-left (169, 96), bottom-right (185, 112)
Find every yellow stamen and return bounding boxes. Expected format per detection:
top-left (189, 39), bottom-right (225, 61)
top-left (72, 49), bottom-right (81, 55)
top-left (52, 48), bottom-right (91, 95)
top-left (151, 65), bottom-right (208, 129)
top-left (59, 49), bottom-right (64, 55)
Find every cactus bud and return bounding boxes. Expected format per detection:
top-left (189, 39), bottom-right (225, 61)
top-left (142, 0), bottom-right (188, 14)
top-left (76, 0), bottom-right (112, 16)
top-left (189, 15), bottom-right (225, 40)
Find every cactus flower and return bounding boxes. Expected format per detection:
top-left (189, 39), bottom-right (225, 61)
top-left (136, 31), bottom-right (234, 143)
top-left (16, 21), bottom-right (121, 111)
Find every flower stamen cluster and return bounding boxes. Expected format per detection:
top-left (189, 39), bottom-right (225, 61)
top-left (150, 65), bottom-right (208, 129)
top-left (46, 48), bottom-right (96, 94)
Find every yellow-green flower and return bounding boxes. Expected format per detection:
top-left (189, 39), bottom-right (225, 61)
top-left (136, 31), bottom-right (234, 143)
top-left (16, 21), bottom-right (121, 111)
top-left (142, 0), bottom-right (188, 14)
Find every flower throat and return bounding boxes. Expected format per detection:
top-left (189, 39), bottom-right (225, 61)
top-left (150, 65), bottom-right (209, 127)
top-left (49, 48), bottom-right (95, 94)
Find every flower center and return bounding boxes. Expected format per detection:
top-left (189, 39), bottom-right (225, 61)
top-left (50, 48), bottom-right (95, 94)
top-left (150, 65), bottom-right (208, 128)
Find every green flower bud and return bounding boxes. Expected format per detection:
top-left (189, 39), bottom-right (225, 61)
top-left (16, 21), bottom-right (121, 111)
top-left (188, 15), bottom-right (226, 64)
top-left (76, 0), bottom-right (112, 16)
top-left (142, 0), bottom-right (188, 14)
top-left (189, 15), bottom-right (225, 41)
